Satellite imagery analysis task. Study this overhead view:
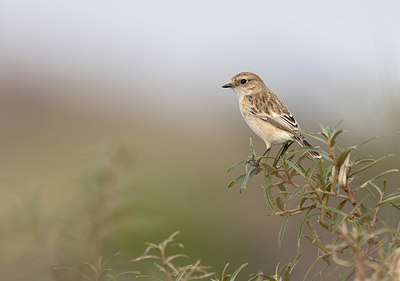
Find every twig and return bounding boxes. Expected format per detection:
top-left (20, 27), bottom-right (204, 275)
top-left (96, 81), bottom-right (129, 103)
top-left (272, 204), bottom-right (317, 216)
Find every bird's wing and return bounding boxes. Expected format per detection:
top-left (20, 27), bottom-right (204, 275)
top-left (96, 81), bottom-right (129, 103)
top-left (246, 92), bottom-right (300, 134)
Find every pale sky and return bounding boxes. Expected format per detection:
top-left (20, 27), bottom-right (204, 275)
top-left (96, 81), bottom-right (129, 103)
top-left (1, 0), bottom-right (399, 133)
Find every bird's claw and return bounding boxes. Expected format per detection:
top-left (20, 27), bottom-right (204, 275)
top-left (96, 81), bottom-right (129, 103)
top-left (248, 154), bottom-right (262, 167)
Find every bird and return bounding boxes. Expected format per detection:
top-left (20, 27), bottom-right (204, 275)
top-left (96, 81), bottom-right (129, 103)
top-left (222, 72), bottom-right (320, 166)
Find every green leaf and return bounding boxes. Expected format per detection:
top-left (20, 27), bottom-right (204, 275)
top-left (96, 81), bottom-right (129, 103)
top-left (383, 180), bottom-right (388, 193)
top-left (240, 166), bottom-right (261, 192)
top-left (277, 263), bottom-right (290, 280)
top-left (283, 264), bottom-right (291, 281)
top-left (318, 204), bottom-right (348, 218)
top-left (323, 166), bottom-right (333, 188)
top-left (289, 254), bottom-right (301, 274)
top-left (335, 120), bottom-right (344, 127)
top-left (78, 262), bottom-right (98, 275)
top-left (319, 122), bottom-right (329, 140)
top-left (229, 263), bottom-right (247, 281)
top-left (220, 263), bottom-right (229, 281)
top-left (304, 235), bottom-right (329, 254)
top-left (350, 154), bottom-right (395, 177)
top-left (103, 252), bottom-right (120, 267)
top-left (377, 193), bottom-right (400, 206)
top-left (305, 221), bottom-right (329, 254)
top-left (322, 254), bottom-right (331, 265)
top-left (318, 220), bottom-right (329, 230)
top-left (339, 267), bottom-right (355, 281)
top-left (249, 137), bottom-right (255, 155)
top-left (175, 267), bottom-right (190, 281)
top-left (107, 274), bottom-right (118, 281)
top-left (285, 161), bottom-right (306, 178)
top-left (297, 218), bottom-right (306, 254)
top-left (332, 200), bottom-right (347, 223)
top-left (277, 183), bottom-right (287, 194)
top-left (289, 184), bottom-right (309, 199)
top-left (353, 157), bottom-right (375, 165)
top-left (164, 231), bottom-right (180, 245)
top-left (321, 195), bottom-right (329, 221)
top-left (299, 197), bottom-right (307, 208)
top-left (228, 174), bottom-right (245, 188)
top-left (278, 216), bottom-right (289, 248)
top-left (329, 129), bottom-right (343, 147)
top-left (226, 160), bottom-right (248, 173)
top-left (326, 266), bottom-right (342, 279)
top-left (390, 203), bottom-right (400, 211)
top-left (263, 186), bottom-right (276, 211)
top-left (330, 166), bottom-right (337, 191)
top-left (365, 181), bottom-right (382, 199)
top-left (53, 267), bottom-right (92, 280)
top-left (356, 136), bottom-right (379, 147)
top-left (248, 274), bottom-right (276, 281)
top-left (306, 221), bottom-right (318, 239)
top-left (359, 203), bottom-right (372, 223)
top-left (276, 197), bottom-right (285, 211)
top-left (115, 271), bottom-right (141, 277)
top-left (97, 256), bottom-right (103, 273)
top-left (336, 147), bottom-right (355, 168)
top-left (360, 169), bottom-right (399, 188)
top-left (296, 129), bottom-right (326, 143)
top-left (134, 274), bottom-right (163, 280)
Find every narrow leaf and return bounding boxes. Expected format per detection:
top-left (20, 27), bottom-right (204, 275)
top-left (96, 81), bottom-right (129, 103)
top-left (356, 136), bottom-right (379, 147)
top-left (276, 197), bottom-right (285, 211)
top-left (228, 174), bottom-right (245, 188)
top-left (226, 160), bottom-right (248, 173)
top-left (278, 216), bottom-right (290, 248)
top-left (289, 184), bottom-right (309, 199)
top-left (377, 193), bottom-right (400, 206)
top-left (249, 137), bottom-right (255, 155)
top-left (329, 129), bottom-right (343, 147)
top-left (221, 263), bottom-right (229, 281)
top-left (263, 186), bottom-right (276, 211)
top-left (240, 166), bottom-right (260, 192)
top-left (336, 147), bottom-right (355, 168)
top-left (229, 263), bottom-right (247, 281)
top-left (360, 169), bottom-right (399, 188)
top-left (285, 161), bottom-right (306, 178)
top-left (350, 154), bottom-right (394, 177)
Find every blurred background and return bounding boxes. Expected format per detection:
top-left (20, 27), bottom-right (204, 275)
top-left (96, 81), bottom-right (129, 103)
top-left (0, 0), bottom-right (399, 280)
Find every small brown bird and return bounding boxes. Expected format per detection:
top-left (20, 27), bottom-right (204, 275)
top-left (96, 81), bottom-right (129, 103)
top-left (222, 72), bottom-right (320, 165)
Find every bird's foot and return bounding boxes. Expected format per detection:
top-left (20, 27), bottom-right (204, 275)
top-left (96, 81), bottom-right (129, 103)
top-left (248, 154), bottom-right (262, 167)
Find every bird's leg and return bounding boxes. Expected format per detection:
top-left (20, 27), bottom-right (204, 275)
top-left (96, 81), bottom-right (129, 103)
top-left (248, 153), bottom-right (258, 167)
top-left (261, 147), bottom-right (271, 157)
top-left (249, 147), bottom-right (270, 167)
top-left (273, 141), bottom-right (294, 168)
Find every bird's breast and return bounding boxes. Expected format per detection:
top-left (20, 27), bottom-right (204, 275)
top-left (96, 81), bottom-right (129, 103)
top-left (239, 101), bottom-right (292, 146)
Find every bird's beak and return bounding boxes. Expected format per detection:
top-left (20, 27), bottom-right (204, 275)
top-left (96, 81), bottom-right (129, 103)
top-left (222, 83), bottom-right (233, 88)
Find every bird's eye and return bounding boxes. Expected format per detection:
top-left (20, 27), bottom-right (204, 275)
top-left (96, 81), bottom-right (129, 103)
top-left (240, 79), bottom-right (247, 85)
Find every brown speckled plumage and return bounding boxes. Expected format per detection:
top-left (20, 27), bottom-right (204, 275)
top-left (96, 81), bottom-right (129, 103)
top-left (222, 72), bottom-right (320, 158)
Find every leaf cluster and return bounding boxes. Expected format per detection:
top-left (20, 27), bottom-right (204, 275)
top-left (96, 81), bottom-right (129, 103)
top-left (54, 252), bottom-right (139, 281)
top-left (132, 231), bottom-right (214, 281)
top-left (227, 122), bottom-right (400, 281)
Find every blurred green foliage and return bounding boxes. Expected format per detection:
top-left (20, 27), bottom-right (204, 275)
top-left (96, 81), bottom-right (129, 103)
top-left (49, 123), bottom-right (400, 281)
top-left (226, 123), bottom-right (400, 281)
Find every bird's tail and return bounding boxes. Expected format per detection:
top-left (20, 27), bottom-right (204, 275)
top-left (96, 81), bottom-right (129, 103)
top-left (296, 138), bottom-right (321, 158)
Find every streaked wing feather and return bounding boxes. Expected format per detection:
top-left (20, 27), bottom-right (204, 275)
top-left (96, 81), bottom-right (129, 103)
top-left (247, 91), bottom-right (300, 134)
top-left (256, 114), bottom-right (294, 134)
top-left (281, 114), bottom-right (298, 129)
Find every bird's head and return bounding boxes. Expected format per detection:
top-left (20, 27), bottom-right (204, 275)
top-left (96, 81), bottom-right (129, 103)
top-left (222, 72), bottom-right (266, 97)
